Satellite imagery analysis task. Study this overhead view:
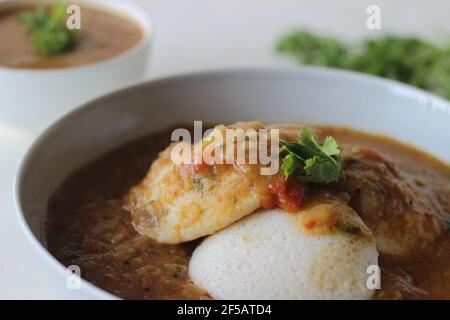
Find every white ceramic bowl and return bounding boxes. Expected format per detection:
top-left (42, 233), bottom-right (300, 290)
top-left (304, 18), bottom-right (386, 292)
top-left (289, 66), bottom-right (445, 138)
top-left (0, 0), bottom-right (152, 135)
top-left (14, 67), bottom-right (450, 299)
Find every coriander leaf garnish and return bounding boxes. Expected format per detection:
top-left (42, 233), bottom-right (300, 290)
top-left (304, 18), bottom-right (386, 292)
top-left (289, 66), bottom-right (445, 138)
top-left (321, 136), bottom-right (341, 157)
top-left (18, 2), bottom-right (77, 56)
top-left (276, 30), bottom-right (350, 68)
top-left (280, 127), bottom-right (344, 184)
top-left (276, 30), bottom-right (450, 100)
top-left (281, 153), bottom-right (302, 177)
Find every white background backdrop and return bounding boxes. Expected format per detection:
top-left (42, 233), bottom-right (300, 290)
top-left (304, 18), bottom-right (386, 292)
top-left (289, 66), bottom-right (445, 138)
top-left (145, 0), bottom-right (450, 77)
top-left (1, 0), bottom-right (449, 299)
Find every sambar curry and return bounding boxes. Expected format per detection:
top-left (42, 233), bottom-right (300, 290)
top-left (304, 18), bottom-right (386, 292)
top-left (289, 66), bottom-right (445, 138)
top-left (0, 4), bottom-right (143, 69)
top-left (46, 124), bottom-right (450, 299)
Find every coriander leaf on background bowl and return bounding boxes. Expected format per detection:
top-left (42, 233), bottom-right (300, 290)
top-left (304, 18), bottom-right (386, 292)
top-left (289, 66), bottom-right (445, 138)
top-left (18, 2), bottom-right (77, 56)
top-left (276, 30), bottom-right (450, 100)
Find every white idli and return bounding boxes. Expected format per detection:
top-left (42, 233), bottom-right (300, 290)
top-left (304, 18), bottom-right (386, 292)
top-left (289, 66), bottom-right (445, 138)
top-left (189, 206), bottom-right (378, 300)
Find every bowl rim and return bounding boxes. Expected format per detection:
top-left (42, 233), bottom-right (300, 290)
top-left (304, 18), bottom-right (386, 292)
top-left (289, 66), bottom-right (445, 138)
top-left (0, 0), bottom-right (154, 74)
top-left (13, 66), bottom-right (450, 299)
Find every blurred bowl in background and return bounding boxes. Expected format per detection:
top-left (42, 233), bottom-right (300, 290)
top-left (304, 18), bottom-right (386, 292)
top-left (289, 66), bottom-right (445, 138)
top-left (0, 0), bottom-right (153, 135)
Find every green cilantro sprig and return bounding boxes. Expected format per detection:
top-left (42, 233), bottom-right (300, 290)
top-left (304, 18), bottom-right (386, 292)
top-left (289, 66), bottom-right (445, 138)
top-left (276, 30), bottom-right (450, 100)
top-left (276, 30), bottom-right (350, 68)
top-left (18, 2), bottom-right (77, 56)
top-left (280, 127), bottom-right (344, 184)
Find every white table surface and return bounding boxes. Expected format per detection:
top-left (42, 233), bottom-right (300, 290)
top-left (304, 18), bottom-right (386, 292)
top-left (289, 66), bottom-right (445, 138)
top-left (1, 0), bottom-right (449, 299)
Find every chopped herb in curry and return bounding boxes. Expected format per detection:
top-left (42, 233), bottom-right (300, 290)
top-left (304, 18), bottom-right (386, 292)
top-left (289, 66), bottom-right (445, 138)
top-left (18, 2), bottom-right (77, 55)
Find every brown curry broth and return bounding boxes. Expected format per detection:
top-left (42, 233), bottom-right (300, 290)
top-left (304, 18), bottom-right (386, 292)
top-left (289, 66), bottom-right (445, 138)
top-left (0, 5), bottom-right (143, 69)
top-left (46, 126), bottom-right (450, 300)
